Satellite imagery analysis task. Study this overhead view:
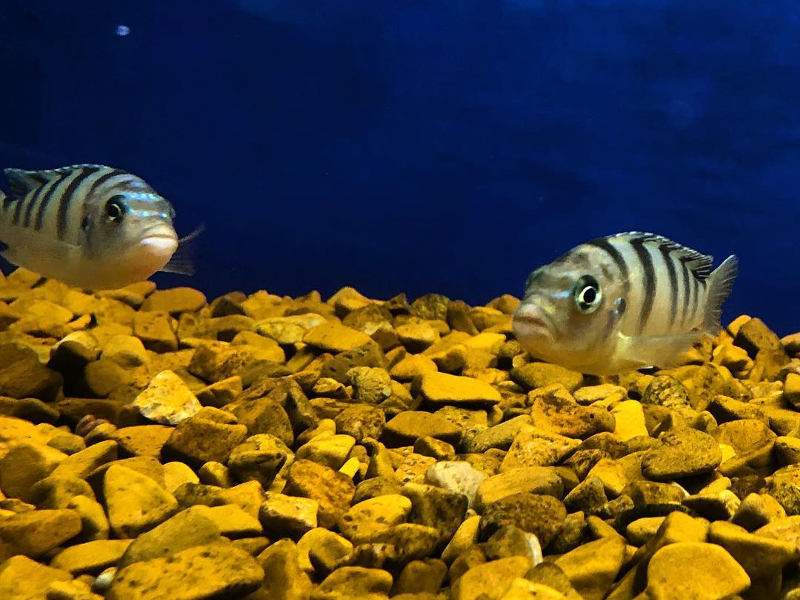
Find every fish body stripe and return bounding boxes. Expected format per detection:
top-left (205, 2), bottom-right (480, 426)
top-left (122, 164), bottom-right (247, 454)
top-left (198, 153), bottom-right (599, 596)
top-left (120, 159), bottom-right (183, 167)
top-left (659, 244), bottom-right (679, 330)
top-left (585, 237), bottom-right (630, 296)
top-left (17, 177), bottom-right (57, 226)
top-left (85, 168), bottom-right (127, 199)
top-left (679, 255), bottom-right (692, 327)
top-left (55, 166), bottom-right (102, 240)
top-left (691, 276), bottom-right (703, 325)
top-left (34, 169), bottom-right (80, 233)
top-left (629, 238), bottom-right (656, 334)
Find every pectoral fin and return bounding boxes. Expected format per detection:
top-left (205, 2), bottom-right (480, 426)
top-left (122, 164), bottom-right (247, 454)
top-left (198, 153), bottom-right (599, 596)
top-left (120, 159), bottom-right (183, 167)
top-left (616, 331), bottom-right (703, 370)
top-left (160, 224), bottom-right (204, 276)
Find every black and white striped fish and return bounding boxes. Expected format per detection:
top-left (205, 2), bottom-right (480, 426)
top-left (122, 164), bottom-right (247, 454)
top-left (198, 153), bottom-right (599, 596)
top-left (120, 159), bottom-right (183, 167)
top-left (512, 232), bottom-right (738, 375)
top-left (0, 164), bottom-right (195, 289)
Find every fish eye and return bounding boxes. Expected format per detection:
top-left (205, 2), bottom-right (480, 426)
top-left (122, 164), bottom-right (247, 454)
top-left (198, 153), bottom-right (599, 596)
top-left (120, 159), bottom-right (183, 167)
top-left (573, 274), bottom-right (602, 313)
top-left (105, 196), bottom-right (126, 223)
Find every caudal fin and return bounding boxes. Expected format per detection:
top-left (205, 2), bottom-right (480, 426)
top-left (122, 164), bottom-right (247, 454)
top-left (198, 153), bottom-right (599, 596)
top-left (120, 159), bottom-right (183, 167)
top-left (704, 254), bottom-right (738, 332)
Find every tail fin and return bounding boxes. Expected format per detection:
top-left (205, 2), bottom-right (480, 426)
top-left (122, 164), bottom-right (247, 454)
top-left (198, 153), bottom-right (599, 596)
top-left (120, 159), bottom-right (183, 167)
top-left (704, 254), bottom-right (738, 332)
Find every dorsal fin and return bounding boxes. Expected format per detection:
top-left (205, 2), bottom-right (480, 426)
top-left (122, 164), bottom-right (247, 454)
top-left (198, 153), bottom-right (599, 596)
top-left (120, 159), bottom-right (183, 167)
top-left (4, 164), bottom-right (116, 201)
top-left (4, 168), bottom-right (52, 200)
top-left (610, 231), bottom-right (714, 279)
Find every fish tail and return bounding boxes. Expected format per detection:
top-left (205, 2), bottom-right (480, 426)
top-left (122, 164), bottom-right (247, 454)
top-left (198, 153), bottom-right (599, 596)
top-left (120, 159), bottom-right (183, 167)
top-left (703, 254), bottom-right (739, 332)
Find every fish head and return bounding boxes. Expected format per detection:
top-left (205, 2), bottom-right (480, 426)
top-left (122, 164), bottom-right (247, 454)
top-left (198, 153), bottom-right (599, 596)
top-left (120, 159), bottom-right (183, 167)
top-left (84, 179), bottom-right (179, 279)
top-left (512, 245), bottom-right (627, 373)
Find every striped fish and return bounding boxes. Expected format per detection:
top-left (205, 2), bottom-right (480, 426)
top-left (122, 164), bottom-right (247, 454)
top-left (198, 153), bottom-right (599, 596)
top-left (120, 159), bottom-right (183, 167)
top-left (0, 164), bottom-right (192, 290)
top-left (512, 232), bottom-right (738, 375)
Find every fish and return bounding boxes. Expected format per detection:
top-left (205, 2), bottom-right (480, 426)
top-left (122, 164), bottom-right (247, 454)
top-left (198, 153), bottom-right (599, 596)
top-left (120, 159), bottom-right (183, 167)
top-left (512, 231), bottom-right (738, 375)
top-left (0, 164), bottom-right (195, 290)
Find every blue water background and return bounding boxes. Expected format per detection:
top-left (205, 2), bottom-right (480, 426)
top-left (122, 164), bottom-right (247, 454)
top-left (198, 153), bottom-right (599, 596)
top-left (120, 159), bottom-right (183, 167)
top-left (1, 0), bottom-right (797, 333)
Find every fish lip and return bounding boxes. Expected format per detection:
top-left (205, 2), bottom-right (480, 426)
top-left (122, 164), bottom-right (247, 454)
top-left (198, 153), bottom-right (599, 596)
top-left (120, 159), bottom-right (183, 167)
top-left (513, 304), bottom-right (555, 339)
top-left (141, 229), bottom-right (178, 242)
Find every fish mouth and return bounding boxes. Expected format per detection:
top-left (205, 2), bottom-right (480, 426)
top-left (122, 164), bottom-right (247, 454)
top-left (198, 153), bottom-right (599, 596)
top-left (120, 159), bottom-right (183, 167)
top-left (140, 228), bottom-right (179, 254)
top-left (142, 228), bottom-right (178, 241)
top-left (513, 304), bottom-right (555, 339)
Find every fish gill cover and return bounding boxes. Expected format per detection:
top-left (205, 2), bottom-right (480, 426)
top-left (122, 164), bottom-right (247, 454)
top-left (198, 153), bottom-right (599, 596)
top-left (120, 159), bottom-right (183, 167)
top-left (0, 0), bottom-right (799, 332)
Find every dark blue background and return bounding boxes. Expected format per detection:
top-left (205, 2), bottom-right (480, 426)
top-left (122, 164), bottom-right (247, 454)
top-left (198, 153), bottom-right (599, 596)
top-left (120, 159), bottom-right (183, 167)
top-left (0, 0), bottom-right (797, 333)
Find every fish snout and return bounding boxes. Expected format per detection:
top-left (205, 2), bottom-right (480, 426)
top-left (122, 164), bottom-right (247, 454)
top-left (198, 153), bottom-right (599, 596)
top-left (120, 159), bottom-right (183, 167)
top-left (512, 302), bottom-right (555, 341)
top-left (139, 225), bottom-right (179, 256)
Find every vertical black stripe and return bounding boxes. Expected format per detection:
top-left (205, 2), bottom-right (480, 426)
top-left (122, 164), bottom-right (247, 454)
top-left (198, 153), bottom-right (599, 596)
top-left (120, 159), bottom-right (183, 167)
top-left (660, 244), bottom-right (678, 329)
top-left (12, 194), bottom-right (27, 224)
top-left (17, 178), bottom-right (54, 226)
top-left (85, 168), bottom-right (125, 199)
top-left (679, 256), bottom-right (692, 326)
top-left (25, 172), bottom-right (69, 228)
top-left (585, 237), bottom-right (631, 296)
top-left (631, 239), bottom-right (655, 333)
top-left (54, 166), bottom-right (101, 239)
top-left (691, 274), bottom-right (701, 324)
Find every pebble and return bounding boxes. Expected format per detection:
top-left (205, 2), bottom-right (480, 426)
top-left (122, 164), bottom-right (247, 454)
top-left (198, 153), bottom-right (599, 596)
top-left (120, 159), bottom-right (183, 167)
top-left (297, 527), bottom-right (353, 572)
top-left (224, 395), bottom-right (293, 444)
top-left (107, 542), bottom-right (263, 600)
top-left (141, 287), bottom-right (207, 314)
top-left (339, 494), bottom-right (412, 543)
top-left (334, 405), bottom-right (386, 441)
top-left (0, 441), bottom-right (67, 501)
top-left (284, 459), bottom-right (355, 528)
top-left (402, 482), bottom-right (468, 542)
top-left (50, 539), bottom-right (132, 575)
top-left (413, 435), bottom-right (456, 460)
top-left (258, 538), bottom-right (313, 598)
top-left (480, 492), bottom-right (567, 549)
top-left (610, 400), bottom-right (649, 440)
top-left (110, 424), bottom-right (172, 458)
top-left (383, 410), bottom-right (462, 446)
top-left (425, 461), bottom-right (488, 507)
top-left (709, 519), bottom-right (799, 580)
top-left (118, 506), bottom-right (221, 567)
top-left (475, 467), bottom-right (564, 509)
top-left (132, 311), bottom-right (178, 352)
top-left (644, 542), bottom-right (750, 600)
top-left (501, 425), bottom-right (581, 470)
top-left (0, 555), bottom-right (71, 600)
top-left (396, 322), bottom-right (441, 351)
top-left (316, 565), bottom-right (393, 597)
top-left (103, 464), bottom-right (178, 537)
top-left (303, 321), bottom-right (374, 352)
top-left (161, 414), bottom-right (248, 468)
top-left (132, 370), bottom-right (201, 425)
top-left (451, 556), bottom-right (532, 600)
top-left (463, 415), bottom-right (532, 453)
top-left (419, 371), bottom-right (502, 406)
top-left (227, 433), bottom-right (292, 488)
top-left (641, 427), bottom-right (722, 480)
top-left (348, 366), bottom-right (393, 404)
top-left (554, 536), bottom-right (626, 600)
top-left (510, 362), bottom-right (584, 392)
top-left (101, 334), bottom-right (148, 368)
top-left (295, 433), bottom-right (356, 469)
top-left (259, 492), bottom-right (319, 538)
top-left (0, 508), bottom-right (82, 561)
top-left (529, 384), bottom-right (615, 438)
